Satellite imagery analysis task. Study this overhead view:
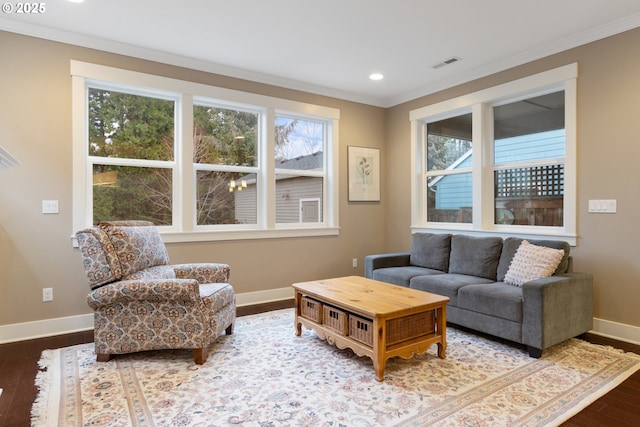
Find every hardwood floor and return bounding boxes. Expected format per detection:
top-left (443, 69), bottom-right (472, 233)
top-left (1, 300), bottom-right (638, 427)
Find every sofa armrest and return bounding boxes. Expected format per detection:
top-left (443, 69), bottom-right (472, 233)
top-left (364, 252), bottom-right (411, 278)
top-left (521, 272), bottom-right (593, 351)
top-left (172, 263), bottom-right (230, 283)
top-left (87, 279), bottom-right (201, 309)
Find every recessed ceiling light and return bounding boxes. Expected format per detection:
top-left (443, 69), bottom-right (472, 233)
top-left (68, 0), bottom-right (85, 3)
top-left (369, 73), bottom-right (384, 81)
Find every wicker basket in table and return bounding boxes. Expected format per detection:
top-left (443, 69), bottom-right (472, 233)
top-left (349, 314), bottom-right (374, 346)
top-left (386, 311), bottom-right (435, 345)
top-left (300, 296), bottom-right (323, 323)
top-left (323, 305), bottom-right (348, 335)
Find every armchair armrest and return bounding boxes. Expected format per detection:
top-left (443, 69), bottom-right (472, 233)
top-left (87, 279), bottom-right (200, 309)
top-left (172, 263), bottom-right (230, 283)
top-left (364, 252), bottom-right (411, 278)
top-left (521, 272), bottom-right (593, 351)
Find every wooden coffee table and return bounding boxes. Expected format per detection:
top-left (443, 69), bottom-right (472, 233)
top-left (292, 276), bottom-right (449, 381)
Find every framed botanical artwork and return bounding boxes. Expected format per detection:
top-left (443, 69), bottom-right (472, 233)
top-left (348, 146), bottom-right (380, 201)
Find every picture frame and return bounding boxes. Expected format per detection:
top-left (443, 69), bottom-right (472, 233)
top-left (348, 146), bottom-right (380, 201)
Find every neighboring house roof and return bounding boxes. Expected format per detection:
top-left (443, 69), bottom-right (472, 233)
top-left (277, 151), bottom-right (323, 170)
top-left (428, 149), bottom-right (472, 188)
top-left (238, 151), bottom-right (323, 183)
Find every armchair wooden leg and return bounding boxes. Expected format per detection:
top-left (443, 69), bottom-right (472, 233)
top-left (193, 348), bottom-right (207, 364)
top-left (225, 322), bottom-right (234, 335)
top-left (96, 353), bottom-right (112, 362)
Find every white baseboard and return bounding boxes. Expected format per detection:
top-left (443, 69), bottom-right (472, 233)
top-left (0, 287), bottom-right (294, 344)
top-left (0, 313), bottom-right (95, 344)
top-left (235, 286), bottom-right (294, 307)
top-left (590, 317), bottom-right (640, 346)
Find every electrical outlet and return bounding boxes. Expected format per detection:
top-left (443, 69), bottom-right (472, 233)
top-left (42, 287), bottom-right (53, 302)
top-left (352, 258), bottom-right (358, 268)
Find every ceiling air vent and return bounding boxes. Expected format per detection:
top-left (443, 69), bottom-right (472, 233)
top-left (432, 57), bottom-right (461, 69)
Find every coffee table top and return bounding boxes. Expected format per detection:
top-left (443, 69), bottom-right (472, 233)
top-left (292, 276), bottom-right (449, 318)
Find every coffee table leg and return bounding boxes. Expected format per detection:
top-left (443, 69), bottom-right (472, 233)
top-left (373, 318), bottom-right (385, 381)
top-left (294, 291), bottom-right (302, 336)
top-left (436, 305), bottom-right (447, 359)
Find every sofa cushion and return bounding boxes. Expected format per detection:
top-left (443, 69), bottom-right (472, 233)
top-left (504, 240), bottom-right (565, 287)
top-left (409, 233), bottom-right (452, 272)
top-left (497, 237), bottom-right (570, 282)
top-left (457, 282), bottom-right (524, 322)
top-left (448, 235), bottom-right (503, 280)
top-left (409, 274), bottom-right (494, 306)
top-left (372, 266), bottom-right (444, 288)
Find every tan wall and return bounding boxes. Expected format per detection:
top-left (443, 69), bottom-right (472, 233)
top-left (0, 31), bottom-right (387, 326)
top-left (386, 28), bottom-right (640, 328)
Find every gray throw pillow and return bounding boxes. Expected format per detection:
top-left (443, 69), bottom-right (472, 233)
top-left (448, 235), bottom-right (503, 280)
top-left (409, 233), bottom-right (452, 272)
top-left (497, 237), bottom-right (570, 282)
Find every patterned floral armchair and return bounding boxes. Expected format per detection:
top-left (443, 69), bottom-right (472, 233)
top-left (76, 220), bottom-right (236, 364)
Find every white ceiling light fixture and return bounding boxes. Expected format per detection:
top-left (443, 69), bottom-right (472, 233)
top-left (369, 73), bottom-right (384, 81)
top-left (68, 0), bottom-right (85, 3)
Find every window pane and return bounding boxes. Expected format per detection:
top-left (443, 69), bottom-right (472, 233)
top-left (494, 92), bottom-right (564, 165)
top-left (494, 165), bottom-right (564, 226)
top-left (426, 113), bottom-right (472, 171)
top-left (193, 105), bottom-right (258, 167)
top-left (196, 171), bottom-right (257, 225)
top-left (276, 174), bottom-right (323, 223)
top-left (93, 165), bottom-right (172, 225)
top-left (275, 116), bottom-right (324, 169)
top-left (494, 91), bottom-right (564, 141)
top-left (427, 173), bottom-right (472, 223)
top-left (88, 88), bottom-right (174, 161)
top-left (493, 92), bottom-right (565, 226)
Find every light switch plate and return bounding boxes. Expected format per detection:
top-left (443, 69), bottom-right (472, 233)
top-left (42, 200), bottom-right (59, 214)
top-left (588, 199), bottom-right (616, 213)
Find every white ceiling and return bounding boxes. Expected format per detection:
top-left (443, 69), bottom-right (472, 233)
top-left (2, 0), bottom-right (639, 107)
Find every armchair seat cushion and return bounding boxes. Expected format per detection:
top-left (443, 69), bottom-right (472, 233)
top-left (125, 265), bottom-right (177, 281)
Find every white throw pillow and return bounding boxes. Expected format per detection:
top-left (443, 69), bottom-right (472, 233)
top-left (504, 240), bottom-right (565, 287)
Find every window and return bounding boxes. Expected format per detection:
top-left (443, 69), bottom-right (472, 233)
top-left (88, 87), bottom-right (177, 226)
top-left (493, 92), bottom-right (565, 227)
top-left (275, 116), bottom-right (325, 225)
top-left (72, 61), bottom-right (339, 242)
top-left (193, 101), bottom-right (259, 226)
top-left (410, 64), bottom-right (577, 244)
top-left (426, 112), bottom-right (473, 223)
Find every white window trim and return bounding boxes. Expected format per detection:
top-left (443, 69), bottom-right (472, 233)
top-left (71, 61), bottom-right (340, 243)
top-left (410, 63), bottom-right (577, 245)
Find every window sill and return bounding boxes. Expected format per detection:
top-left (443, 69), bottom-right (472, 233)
top-left (161, 227), bottom-right (341, 243)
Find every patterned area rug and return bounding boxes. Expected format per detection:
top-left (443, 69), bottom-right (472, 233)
top-left (32, 309), bottom-right (640, 427)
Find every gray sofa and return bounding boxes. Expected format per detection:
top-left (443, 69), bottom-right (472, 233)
top-left (364, 233), bottom-right (593, 357)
